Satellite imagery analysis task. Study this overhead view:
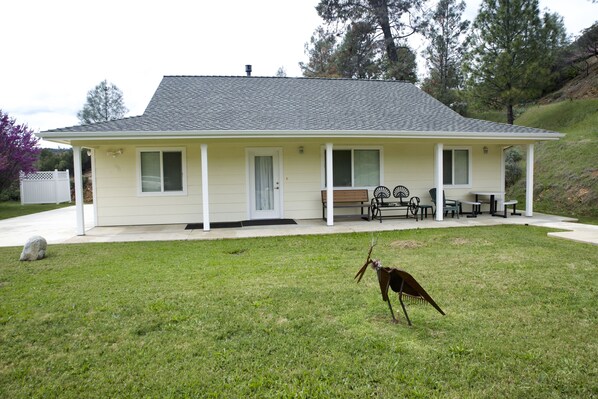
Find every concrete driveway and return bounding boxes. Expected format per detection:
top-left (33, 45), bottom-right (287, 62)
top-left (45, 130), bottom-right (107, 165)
top-left (1, 205), bottom-right (597, 247)
top-left (0, 205), bottom-right (94, 247)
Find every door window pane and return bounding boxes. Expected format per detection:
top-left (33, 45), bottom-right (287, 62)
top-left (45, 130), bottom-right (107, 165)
top-left (255, 156), bottom-right (274, 210)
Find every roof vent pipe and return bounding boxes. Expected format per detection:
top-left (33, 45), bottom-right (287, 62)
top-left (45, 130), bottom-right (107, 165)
top-left (245, 64), bottom-right (252, 77)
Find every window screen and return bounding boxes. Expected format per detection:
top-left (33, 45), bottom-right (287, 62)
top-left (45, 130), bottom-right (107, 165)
top-left (325, 149), bottom-right (380, 188)
top-left (443, 149), bottom-right (469, 186)
top-left (140, 152), bottom-right (161, 192)
top-left (454, 150), bottom-right (469, 185)
top-left (332, 150), bottom-right (352, 187)
top-left (163, 152), bottom-right (183, 191)
top-left (354, 150), bottom-right (380, 187)
top-left (139, 150), bottom-right (184, 193)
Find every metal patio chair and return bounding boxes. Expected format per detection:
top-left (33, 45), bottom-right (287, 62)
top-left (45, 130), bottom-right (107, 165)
top-left (428, 188), bottom-right (460, 219)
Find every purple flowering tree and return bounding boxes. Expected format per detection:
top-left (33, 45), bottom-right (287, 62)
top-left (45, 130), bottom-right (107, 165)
top-left (0, 110), bottom-right (41, 194)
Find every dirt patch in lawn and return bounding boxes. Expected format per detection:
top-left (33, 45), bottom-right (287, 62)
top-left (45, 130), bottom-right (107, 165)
top-left (389, 240), bottom-right (424, 249)
top-left (451, 238), bottom-right (472, 246)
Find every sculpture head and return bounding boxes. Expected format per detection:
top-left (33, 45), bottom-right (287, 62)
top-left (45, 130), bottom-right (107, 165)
top-left (354, 242), bottom-right (381, 283)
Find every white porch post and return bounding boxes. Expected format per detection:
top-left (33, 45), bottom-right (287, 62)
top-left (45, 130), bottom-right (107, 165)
top-left (434, 143), bottom-right (444, 221)
top-left (53, 169), bottom-right (59, 204)
top-left (201, 144), bottom-right (210, 231)
top-left (72, 146), bottom-right (85, 235)
top-left (325, 143), bottom-right (334, 226)
top-left (526, 144), bottom-right (534, 217)
top-left (499, 147), bottom-right (507, 209)
top-left (90, 149), bottom-right (98, 226)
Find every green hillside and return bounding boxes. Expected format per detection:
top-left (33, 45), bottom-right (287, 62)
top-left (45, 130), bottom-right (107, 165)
top-left (516, 99), bottom-right (598, 139)
top-left (508, 99), bottom-right (598, 221)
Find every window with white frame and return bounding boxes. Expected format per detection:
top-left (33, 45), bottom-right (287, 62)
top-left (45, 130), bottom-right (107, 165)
top-left (137, 148), bottom-right (186, 195)
top-left (324, 148), bottom-right (381, 188)
top-left (443, 148), bottom-right (470, 186)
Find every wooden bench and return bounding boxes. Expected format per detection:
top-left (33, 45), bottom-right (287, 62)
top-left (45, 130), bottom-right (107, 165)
top-left (492, 200), bottom-right (522, 218)
top-left (321, 189), bottom-right (372, 221)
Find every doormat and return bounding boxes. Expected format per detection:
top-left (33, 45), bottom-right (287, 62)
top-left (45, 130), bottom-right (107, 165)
top-left (242, 219), bottom-right (297, 227)
top-left (185, 222), bottom-right (242, 230)
top-left (185, 219), bottom-right (297, 230)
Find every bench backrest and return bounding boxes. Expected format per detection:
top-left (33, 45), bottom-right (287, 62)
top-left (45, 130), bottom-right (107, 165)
top-left (321, 189), bottom-right (369, 204)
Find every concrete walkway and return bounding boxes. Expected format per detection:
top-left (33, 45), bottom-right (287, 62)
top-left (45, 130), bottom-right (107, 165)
top-left (1, 205), bottom-right (597, 247)
top-left (0, 205), bottom-right (95, 247)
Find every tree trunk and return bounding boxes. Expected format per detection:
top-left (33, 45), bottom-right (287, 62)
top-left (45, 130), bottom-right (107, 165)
top-left (368, 0), bottom-right (398, 63)
top-left (507, 104), bottom-right (514, 125)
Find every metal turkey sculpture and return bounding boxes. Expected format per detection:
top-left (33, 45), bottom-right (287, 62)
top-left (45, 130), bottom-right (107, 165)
top-left (355, 244), bottom-right (445, 325)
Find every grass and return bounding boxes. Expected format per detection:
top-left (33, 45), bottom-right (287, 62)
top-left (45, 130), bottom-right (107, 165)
top-left (465, 106), bottom-right (528, 124)
top-left (501, 99), bottom-right (598, 220)
top-left (1, 227), bottom-right (597, 398)
top-left (466, 109), bottom-right (509, 123)
top-left (516, 99), bottom-right (598, 139)
top-left (0, 201), bottom-right (72, 220)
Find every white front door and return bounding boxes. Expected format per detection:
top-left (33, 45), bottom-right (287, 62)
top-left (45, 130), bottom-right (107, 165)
top-left (248, 148), bottom-right (282, 219)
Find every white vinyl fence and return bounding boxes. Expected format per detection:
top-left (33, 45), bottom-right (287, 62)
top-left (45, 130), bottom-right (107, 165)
top-left (19, 170), bottom-right (71, 205)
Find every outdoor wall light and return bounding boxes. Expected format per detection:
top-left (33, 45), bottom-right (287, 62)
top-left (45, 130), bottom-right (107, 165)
top-left (298, 146), bottom-right (304, 154)
top-left (483, 146), bottom-right (489, 155)
top-left (106, 149), bottom-right (123, 158)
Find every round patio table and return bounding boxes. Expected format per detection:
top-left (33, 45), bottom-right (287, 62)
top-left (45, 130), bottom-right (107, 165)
top-left (470, 191), bottom-right (504, 215)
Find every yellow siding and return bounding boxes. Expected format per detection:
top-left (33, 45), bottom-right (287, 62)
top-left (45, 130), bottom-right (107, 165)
top-left (282, 142), bottom-right (323, 219)
top-left (89, 140), bottom-right (505, 226)
top-left (94, 144), bottom-right (202, 226)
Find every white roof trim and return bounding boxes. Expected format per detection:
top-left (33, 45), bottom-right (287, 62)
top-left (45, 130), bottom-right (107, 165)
top-left (38, 129), bottom-right (564, 144)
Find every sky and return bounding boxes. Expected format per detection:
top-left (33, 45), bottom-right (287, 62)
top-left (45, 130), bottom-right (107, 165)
top-left (1, 0), bottom-right (596, 148)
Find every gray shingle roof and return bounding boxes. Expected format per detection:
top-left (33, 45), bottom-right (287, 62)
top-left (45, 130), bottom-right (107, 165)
top-left (43, 76), bottom-right (554, 135)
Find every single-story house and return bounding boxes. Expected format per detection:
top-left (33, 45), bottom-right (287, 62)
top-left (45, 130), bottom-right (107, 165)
top-left (39, 75), bottom-right (563, 234)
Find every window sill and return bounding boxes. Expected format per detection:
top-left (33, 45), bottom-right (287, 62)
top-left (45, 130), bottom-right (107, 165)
top-left (137, 191), bottom-right (188, 197)
top-left (443, 185), bottom-right (472, 189)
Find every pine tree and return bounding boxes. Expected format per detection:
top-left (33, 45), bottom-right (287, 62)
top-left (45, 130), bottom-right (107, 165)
top-left (77, 80), bottom-right (128, 125)
top-left (312, 0), bottom-right (426, 81)
top-left (464, 0), bottom-right (567, 124)
top-left (421, 0), bottom-right (469, 111)
top-left (300, 24), bottom-right (384, 79)
top-left (299, 27), bottom-right (341, 78)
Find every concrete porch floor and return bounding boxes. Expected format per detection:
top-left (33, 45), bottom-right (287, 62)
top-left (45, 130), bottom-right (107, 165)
top-left (67, 213), bottom-right (598, 245)
top-left (1, 205), bottom-right (597, 247)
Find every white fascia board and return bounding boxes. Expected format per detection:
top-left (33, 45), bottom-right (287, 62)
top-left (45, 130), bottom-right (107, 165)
top-left (37, 129), bottom-right (565, 143)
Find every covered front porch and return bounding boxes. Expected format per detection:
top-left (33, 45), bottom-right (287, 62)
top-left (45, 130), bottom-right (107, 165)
top-left (62, 207), bottom-right (586, 245)
top-left (67, 140), bottom-right (539, 235)
top-left (3, 204), bottom-right (596, 247)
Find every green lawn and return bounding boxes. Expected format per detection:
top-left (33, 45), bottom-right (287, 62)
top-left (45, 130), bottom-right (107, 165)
top-left (508, 99), bottom-right (598, 220)
top-left (0, 201), bottom-right (72, 220)
top-left (1, 227), bottom-right (596, 398)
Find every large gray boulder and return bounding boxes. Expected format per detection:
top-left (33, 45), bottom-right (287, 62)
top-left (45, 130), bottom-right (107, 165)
top-left (19, 236), bottom-right (47, 261)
